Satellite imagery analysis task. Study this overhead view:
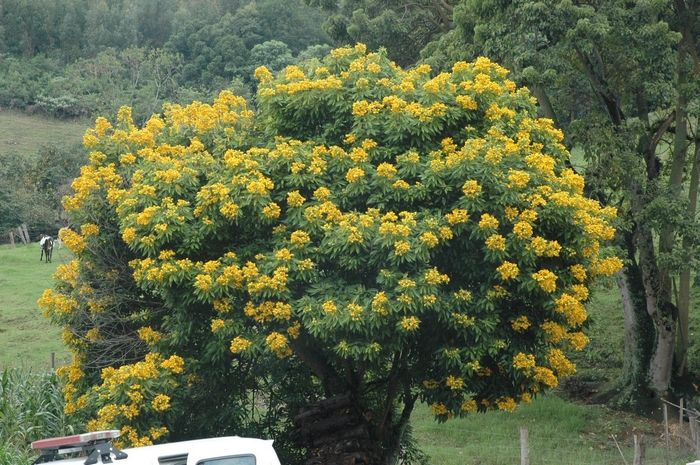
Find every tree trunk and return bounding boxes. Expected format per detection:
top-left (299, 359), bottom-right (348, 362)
top-left (676, 140), bottom-right (700, 376)
top-left (615, 259), bottom-right (655, 408)
top-left (530, 84), bottom-right (558, 126)
top-left (292, 393), bottom-right (384, 465)
top-left (637, 225), bottom-right (677, 395)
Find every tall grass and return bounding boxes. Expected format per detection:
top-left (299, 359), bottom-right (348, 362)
top-left (0, 368), bottom-right (81, 464)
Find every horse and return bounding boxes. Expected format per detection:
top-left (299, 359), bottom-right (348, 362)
top-left (40, 235), bottom-right (54, 263)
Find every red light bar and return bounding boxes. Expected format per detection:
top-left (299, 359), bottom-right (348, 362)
top-left (31, 430), bottom-right (121, 450)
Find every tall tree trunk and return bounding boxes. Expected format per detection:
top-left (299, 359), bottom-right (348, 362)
top-left (637, 223), bottom-right (677, 395)
top-left (676, 140), bottom-right (700, 376)
top-left (530, 84), bottom-right (558, 126)
top-left (615, 232), bottom-right (655, 407)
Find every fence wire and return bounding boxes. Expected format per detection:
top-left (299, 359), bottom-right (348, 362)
top-left (413, 423), bottom-right (698, 465)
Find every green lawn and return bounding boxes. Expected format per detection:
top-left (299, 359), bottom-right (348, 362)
top-left (0, 242), bottom-right (73, 369)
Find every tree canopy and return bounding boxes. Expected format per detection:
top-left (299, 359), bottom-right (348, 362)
top-left (41, 44), bottom-right (621, 462)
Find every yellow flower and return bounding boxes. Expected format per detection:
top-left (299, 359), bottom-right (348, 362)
top-left (496, 397), bottom-right (517, 412)
top-left (323, 300), bottom-right (338, 315)
top-left (548, 348), bottom-right (576, 376)
top-left (230, 336), bottom-right (252, 353)
top-left (532, 269), bottom-right (557, 293)
top-left (262, 202), bottom-right (281, 219)
top-left (400, 316), bottom-right (420, 331)
top-left (347, 303), bottom-right (363, 321)
top-left (479, 214), bottom-right (499, 230)
top-left (511, 316), bottom-right (530, 331)
top-left (570, 264), bottom-right (587, 282)
top-left (485, 234), bottom-right (506, 251)
top-left (394, 240), bottom-right (410, 256)
top-left (461, 399), bottom-right (477, 411)
top-left (462, 180), bottom-right (482, 197)
top-left (446, 375), bottom-right (463, 390)
top-left (534, 366), bottom-right (558, 387)
top-left (420, 232), bottom-right (439, 248)
top-left (287, 190), bottom-right (306, 207)
top-left (496, 261), bottom-right (519, 280)
top-left (445, 209), bottom-right (470, 225)
top-left (266, 332), bottom-right (292, 358)
top-left (513, 352), bottom-right (536, 371)
top-left (513, 221), bottom-right (533, 239)
top-left (431, 402), bottom-right (448, 416)
top-left (346, 167), bottom-right (365, 183)
top-left (377, 162), bottom-right (397, 179)
top-left (275, 248), bottom-right (294, 261)
top-left (152, 394), bottom-right (171, 412)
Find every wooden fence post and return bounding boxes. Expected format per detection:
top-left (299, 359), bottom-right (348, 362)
top-left (8, 231), bottom-right (14, 248)
top-left (633, 435), bottom-right (645, 465)
top-left (520, 427), bottom-right (530, 465)
top-left (17, 226), bottom-right (27, 245)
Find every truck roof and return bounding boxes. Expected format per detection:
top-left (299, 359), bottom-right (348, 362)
top-left (32, 435), bottom-right (281, 465)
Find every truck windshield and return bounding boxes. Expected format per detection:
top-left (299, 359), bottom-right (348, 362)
top-left (198, 456), bottom-right (255, 465)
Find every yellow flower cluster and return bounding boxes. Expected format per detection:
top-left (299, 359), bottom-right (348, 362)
top-left (531, 269), bottom-right (557, 293)
top-left (497, 261), bottom-right (519, 280)
top-left (496, 397), bottom-right (517, 412)
top-left (266, 332), bottom-right (292, 358)
top-left (511, 316), bottom-right (531, 331)
top-left (548, 349), bottom-right (576, 377)
top-left (513, 352), bottom-right (536, 371)
top-left (446, 375), bottom-right (464, 390)
top-left (485, 234), bottom-right (506, 251)
top-left (401, 316), bottom-right (420, 331)
top-left (425, 267), bottom-right (450, 285)
top-left (243, 300), bottom-right (292, 323)
top-left (479, 214), bottom-right (499, 230)
top-left (230, 336), bottom-right (252, 354)
top-left (462, 179), bottom-right (482, 197)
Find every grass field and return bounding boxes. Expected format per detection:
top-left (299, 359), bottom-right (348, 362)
top-left (0, 109), bottom-right (90, 158)
top-left (0, 243), bottom-right (73, 370)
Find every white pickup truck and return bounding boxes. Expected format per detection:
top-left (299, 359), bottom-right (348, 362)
top-left (31, 430), bottom-right (282, 465)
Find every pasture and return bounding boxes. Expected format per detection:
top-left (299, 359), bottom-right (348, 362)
top-left (0, 109), bottom-right (89, 159)
top-left (0, 242), bottom-right (72, 369)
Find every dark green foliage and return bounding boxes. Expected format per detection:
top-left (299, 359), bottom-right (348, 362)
top-left (0, 142), bottom-right (87, 235)
top-left (0, 0), bottom-right (332, 120)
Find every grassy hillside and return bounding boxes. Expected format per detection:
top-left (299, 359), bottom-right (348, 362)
top-left (0, 109), bottom-right (90, 158)
top-left (0, 243), bottom-right (72, 369)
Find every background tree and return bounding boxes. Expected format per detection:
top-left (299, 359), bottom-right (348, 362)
top-left (43, 45), bottom-right (621, 463)
top-left (435, 0), bottom-right (699, 408)
top-left (304, 0), bottom-right (457, 66)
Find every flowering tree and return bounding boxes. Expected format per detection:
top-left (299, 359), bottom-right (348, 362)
top-left (41, 44), bottom-right (621, 463)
